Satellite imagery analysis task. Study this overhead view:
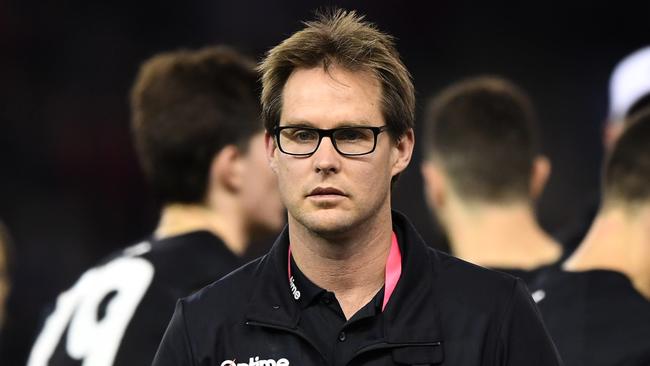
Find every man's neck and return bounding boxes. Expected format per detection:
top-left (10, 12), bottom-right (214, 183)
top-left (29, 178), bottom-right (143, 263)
top-left (564, 207), bottom-right (650, 299)
top-left (288, 209), bottom-right (392, 319)
top-left (154, 202), bottom-right (248, 256)
top-left (445, 201), bottom-right (562, 270)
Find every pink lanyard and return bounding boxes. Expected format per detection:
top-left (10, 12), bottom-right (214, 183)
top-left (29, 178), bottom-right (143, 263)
top-left (287, 232), bottom-right (402, 312)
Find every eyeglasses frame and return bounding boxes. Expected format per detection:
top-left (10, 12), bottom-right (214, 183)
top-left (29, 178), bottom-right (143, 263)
top-left (273, 125), bottom-right (390, 156)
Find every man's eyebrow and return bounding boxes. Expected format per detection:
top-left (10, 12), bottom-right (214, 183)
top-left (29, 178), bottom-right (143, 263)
top-left (279, 121), bottom-right (317, 128)
top-left (279, 120), bottom-right (375, 128)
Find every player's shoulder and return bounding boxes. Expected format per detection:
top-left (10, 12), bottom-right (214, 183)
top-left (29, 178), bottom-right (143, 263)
top-left (125, 231), bottom-right (239, 276)
top-left (179, 255), bottom-right (265, 321)
top-left (428, 247), bottom-right (521, 308)
top-left (431, 247), bottom-right (517, 286)
top-left (121, 240), bottom-right (155, 258)
top-left (78, 240), bottom-right (156, 284)
top-left (78, 239), bottom-right (156, 278)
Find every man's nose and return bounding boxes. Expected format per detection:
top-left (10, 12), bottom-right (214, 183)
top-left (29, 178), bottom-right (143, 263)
top-left (313, 136), bottom-right (341, 174)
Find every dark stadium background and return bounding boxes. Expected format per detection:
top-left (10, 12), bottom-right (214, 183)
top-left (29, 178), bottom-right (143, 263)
top-left (1, 0), bottom-right (648, 363)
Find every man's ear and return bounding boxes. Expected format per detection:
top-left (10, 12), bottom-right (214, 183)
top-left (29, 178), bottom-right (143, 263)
top-left (390, 128), bottom-right (415, 177)
top-left (265, 131), bottom-right (278, 173)
top-left (421, 160), bottom-right (447, 210)
top-left (530, 155), bottom-right (551, 200)
top-left (209, 145), bottom-right (242, 193)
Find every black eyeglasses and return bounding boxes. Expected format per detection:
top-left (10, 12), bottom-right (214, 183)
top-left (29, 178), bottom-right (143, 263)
top-left (273, 125), bottom-right (389, 156)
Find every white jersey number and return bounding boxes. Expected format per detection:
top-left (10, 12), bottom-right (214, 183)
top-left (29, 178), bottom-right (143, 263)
top-left (27, 256), bottom-right (154, 366)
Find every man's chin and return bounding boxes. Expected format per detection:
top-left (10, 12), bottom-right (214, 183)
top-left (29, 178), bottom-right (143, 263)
top-left (297, 209), bottom-right (358, 238)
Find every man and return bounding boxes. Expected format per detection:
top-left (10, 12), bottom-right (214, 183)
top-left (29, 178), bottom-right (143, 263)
top-left (27, 46), bottom-right (285, 366)
top-left (559, 45), bottom-right (650, 251)
top-left (153, 9), bottom-right (561, 365)
top-left (420, 76), bottom-right (563, 284)
top-left (530, 110), bottom-right (650, 365)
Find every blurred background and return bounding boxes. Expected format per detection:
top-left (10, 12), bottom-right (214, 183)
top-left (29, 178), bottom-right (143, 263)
top-left (1, 0), bottom-right (649, 363)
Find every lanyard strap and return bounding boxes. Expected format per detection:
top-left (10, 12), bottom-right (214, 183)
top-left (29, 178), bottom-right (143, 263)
top-left (287, 232), bottom-right (402, 312)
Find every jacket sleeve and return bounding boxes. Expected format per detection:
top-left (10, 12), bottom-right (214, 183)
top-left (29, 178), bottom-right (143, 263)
top-left (496, 279), bottom-right (563, 366)
top-left (152, 299), bottom-right (195, 366)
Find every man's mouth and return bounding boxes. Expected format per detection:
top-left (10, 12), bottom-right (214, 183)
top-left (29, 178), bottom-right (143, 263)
top-left (308, 187), bottom-right (346, 197)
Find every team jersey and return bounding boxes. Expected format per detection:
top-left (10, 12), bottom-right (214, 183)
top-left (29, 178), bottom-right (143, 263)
top-left (530, 267), bottom-right (650, 365)
top-left (27, 231), bottom-right (241, 366)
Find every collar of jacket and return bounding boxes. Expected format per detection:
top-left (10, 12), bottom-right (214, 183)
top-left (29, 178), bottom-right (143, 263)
top-left (244, 210), bottom-right (443, 344)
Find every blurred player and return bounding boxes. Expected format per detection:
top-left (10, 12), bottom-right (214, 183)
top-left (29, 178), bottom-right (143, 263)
top-left (560, 45), bottom-right (650, 251)
top-left (421, 76), bottom-right (562, 284)
top-left (27, 46), bottom-right (285, 366)
top-left (531, 110), bottom-right (650, 365)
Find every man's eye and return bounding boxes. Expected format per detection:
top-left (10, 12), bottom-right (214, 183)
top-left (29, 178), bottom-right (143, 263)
top-left (293, 130), bottom-right (317, 141)
top-left (336, 129), bottom-right (364, 141)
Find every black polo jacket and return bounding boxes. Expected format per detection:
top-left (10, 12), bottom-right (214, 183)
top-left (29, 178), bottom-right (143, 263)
top-left (153, 211), bottom-right (561, 366)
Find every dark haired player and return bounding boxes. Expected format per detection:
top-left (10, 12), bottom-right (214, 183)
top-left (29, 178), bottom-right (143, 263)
top-left (421, 76), bottom-right (563, 284)
top-left (27, 46), bottom-right (284, 366)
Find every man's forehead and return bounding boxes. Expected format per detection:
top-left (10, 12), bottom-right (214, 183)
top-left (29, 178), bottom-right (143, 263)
top-left (284, 64), bottom-right (380, 91)
top-left (280, 65), bottom-right (383, 128)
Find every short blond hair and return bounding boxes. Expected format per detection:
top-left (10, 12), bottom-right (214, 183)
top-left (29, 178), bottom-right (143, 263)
top-left (258, 8), bottom-right (414, 139)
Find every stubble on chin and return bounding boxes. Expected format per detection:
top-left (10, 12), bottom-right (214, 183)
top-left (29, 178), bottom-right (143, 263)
top-left (291, 207), bottom-right (357, 239)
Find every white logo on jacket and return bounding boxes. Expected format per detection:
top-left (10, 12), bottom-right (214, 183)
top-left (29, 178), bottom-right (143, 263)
top-left (289, 276), bottom-right (301, 300)
top-left (221, 356), bottom-right (290, 366)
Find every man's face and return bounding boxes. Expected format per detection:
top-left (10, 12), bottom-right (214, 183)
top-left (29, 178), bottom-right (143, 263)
top-left (240, 132), bottom-right (286, 238)
top-left (266, 65), bottom-right (412, 236)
